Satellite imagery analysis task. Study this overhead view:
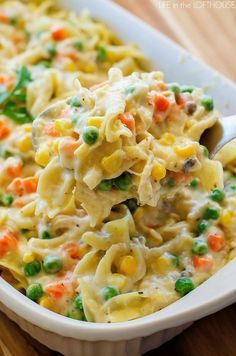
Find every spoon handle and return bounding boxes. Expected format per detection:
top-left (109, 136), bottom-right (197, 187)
top-left (200, 115), bottom-right (236, 157)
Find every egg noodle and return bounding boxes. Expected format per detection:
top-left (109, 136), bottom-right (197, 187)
top-left (0, 0), bottom-right (235, 323)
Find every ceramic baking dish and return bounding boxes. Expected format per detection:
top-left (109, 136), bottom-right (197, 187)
top-left (0, 1), bottom-right (236, 355)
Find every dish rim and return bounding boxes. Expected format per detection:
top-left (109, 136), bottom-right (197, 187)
top-left (0, 0), bottom-right (236, 342)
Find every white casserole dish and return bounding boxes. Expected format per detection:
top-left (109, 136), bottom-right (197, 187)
top-left (0, 0), bottom-right (236, 355)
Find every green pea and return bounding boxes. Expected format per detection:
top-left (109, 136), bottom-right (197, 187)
top-left (10, 17), bottom-right (18, 26)
top-left (165, 252), bottom-right (180, 267)
top-left (67, 310), bottom-right (84, 320)
top-left (167, 82), bottom-right (180, 96)
top-left (74, 295), bottom-right (83, 311)
top-left (46, 44), bottom-right (57, 57)
top-left (203, 146), bottom-right (209, 157)
top-left (0, 147), bottom-right (12, 159)
top-left (180, 85), bottom-right (195, 93)
top-left (24, 261), bottom-right (41, 277)
top-left (82, 126), bottom-right (99, 145)
top-left (201, 95), bottom-right (214, 111)
top-left (166, 177), bottom-right (175, 187)
top-left (40, 230), bottom-right (51, 239)
top-left (203, 207), bottom-right (219, 220)
top-left (43, 255), bottom-right (62, 274)
top-left (74, 41), bottom-right (83, 51)
top-left (98, 179), bottom-right (112, 191)
top-left (196, 220), bottom-right (208, 234)
top-left (0, 194), bottom-right (14, 206)
top-left (69, 96), bottom-right (82, 108)
top-left (192, 238), bottom-right (208, 255)
top-left (175, 277), bottom-right (195, 296)
top-left (37, 60), bottom-right (51, 68)
top-left (26, 283), bottom-right (43, 301)
top-left (124, 199), bottom-right (138, 214)
top-left (101, 286), bottom-right (119, 301)
top-left (190, 178), bottom-right (198, 188)
top-left (210, 189), bottom-right (225, 203)
top-left (97, 45), bottom-right (106, 62)
top-left (114, 172), bottom-right (132, 191)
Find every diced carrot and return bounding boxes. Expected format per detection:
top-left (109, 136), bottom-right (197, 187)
top-left (6, 159), bottom-right (23, 179)
top-left (0, 119), bottom-right (10, 139)
top-left (63, 242), bottom-right (80, 259)
top-left (207, 234), bottom-right (225, 252)
top-left (118, 113), bottom-right (135, 131)
top-left (0, 229), bottom-right (18, 257)
top-left (12, 198), bottom-right (26, 208)
top-left (154, 95), bottom-right (170, 112)
top-left (171, 171), bottom-right (190, 184)
top-left (44, 123), bottom-right (60, 137)
top-left (0, 11), bottom-right (8, 23)
top-left (177, 95), bottom-right (185, 107)
top-left (7, 178), bottom-right (24, 196)
top-left (58, 50), bottom-right (77, 61)
top-left (22, 176), bottom-right (38, 194)
top-left (192, 255), bottom-right (213, 271)
top-left (153, 112), bottom-right (162, 124)
top-left (45, 282), bottom-right (67, 299)
top-left (146, 224), bottom-right (158, 229)
top-left (51, 26), bottom-right (66, 41)
top-left (60, 139), bottom-right (81, 158)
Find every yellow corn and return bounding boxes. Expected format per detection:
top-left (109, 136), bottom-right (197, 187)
top-left (101, 149), bottom-right (125, 174)
top-left (18, 135), bottom-right (32, 153)
top-left (108, 273), bottom-right (127, 290)
top-left (133, 207), bottom-right (144, 220)
top-left (54, 119), bottom-right (72, 135)
top-left (64, 60), bottom-right (76, 72)
top-left (52, 139), bottom-right (60, 154)
top-left (23, 252), bottom-right (35, 264)
top-left (0, 210), bottom-right (8, 225)
top-left (87, 117), bottom-right (103, 128)
top-left (23, 124), bottom-right (32, 133)
top-left (155, 254), bottom-right (172, 273)
top-left (118, 255), bottom-right (137, 276)
top-left (174, 145), bottom-right (196, 158)
top-left (220, 209), bottom-right (233, 226)
top-left (159, 133), bottom-right (175, 146)
top-left (151, 161), bottom-right (166, 181)
top-left (39, 296), bottom-right (55, 311)
top-left (84, 64), bottom-right (95, 73)
top-left (35, 148), bottom-right (50, 167)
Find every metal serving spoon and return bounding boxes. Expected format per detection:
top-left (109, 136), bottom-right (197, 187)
top-left (200, 115), bottom-right (236, 157)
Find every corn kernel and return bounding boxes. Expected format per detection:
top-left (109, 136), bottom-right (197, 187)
top-left (35, 148), bottom-right (50, 167)
top-left (118, 255), bottom-right (137, 276)
top-left (155, 255), bottom-right (172, 273)
top-left (151, 161), bottom-right (166, 181)
top-left (0, 210), bottom-right (8, 225)
top-left (101, 149), bottom-right (125, 174)
top-left (39, 296), bottom-right (55, 311)
top-left (64, 60), bottom-right (76, 72)
top-left (23, 252), bottom-right (35, 264)
top-left (159, 133), bottom-right (175, 146)
top-left (174, 145), bottom-right (196, 158)
top-left (220, 209), bottom-right (233, 226)
top-left (54, 119), bottom-right (72, 135)
top-left (133, 207), bottom-right (144, 220)
top-left (52, 139), bottom-right (60, 154)
top-left (108, 273), bottom-right (127, 290)
top-left (83, 64), bottom-right (95, 73)
top-left (87, 117), bottom-right (103, 128)
top-left (23, 124), bottom-right (32, 133)
top-left (18, 135), bottom-right (32, 153)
